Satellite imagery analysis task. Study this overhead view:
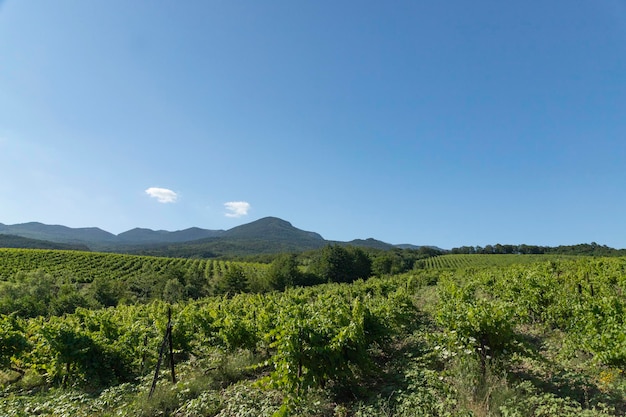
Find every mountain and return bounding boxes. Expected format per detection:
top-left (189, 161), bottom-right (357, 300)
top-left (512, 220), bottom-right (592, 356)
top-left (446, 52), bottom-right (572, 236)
top-left (0, 217), bottom-right (423, 257)
top-left (223, 217), bottom-right (323, 242)
top-left (0, 222), bottom-right (116, 244)
top-left (0, 234), bottom-right (91, 251)
top-left (0, 222), bottom-right (225, 249)
top-left (130, 217), bottom-right (327, 257)
top-left (117, 227), bottom-right (225, 244)
top-left (340, 238), bottom-right (394, 250)
top-left (395, 243), bottom-right (427, 250)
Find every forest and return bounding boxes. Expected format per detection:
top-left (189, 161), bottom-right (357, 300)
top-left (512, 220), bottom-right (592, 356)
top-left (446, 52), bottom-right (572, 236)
top-left (0, 248), bottom-right (624, 416)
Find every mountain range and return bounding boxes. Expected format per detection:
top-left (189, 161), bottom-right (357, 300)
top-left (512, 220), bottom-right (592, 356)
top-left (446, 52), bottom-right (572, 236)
top-left (0, 217), bottom-right (422, 257)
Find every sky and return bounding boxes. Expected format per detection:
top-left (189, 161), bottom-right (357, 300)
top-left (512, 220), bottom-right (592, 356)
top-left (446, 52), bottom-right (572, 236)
top-left (1, 1), bottom-right (625, 249)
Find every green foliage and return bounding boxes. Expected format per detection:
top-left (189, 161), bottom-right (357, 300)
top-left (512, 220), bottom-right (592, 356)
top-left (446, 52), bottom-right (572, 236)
top-left (0, 274), bottom-right (417, 415)
top-left (371, 246), bottom-right (443, 275)
top-left (308, 245), bottom-right (372, 283)
top-left (88, 275), bottom-right (123, 307)
top-left (218, 265), bottom-right (250, 295)
top-left (437, 277), bottom-right (516, 358)
top-left (162, 278), bottom-right (185, 303)
top-left (1, 255), bottom-right (625, 416)
top-left (33, 314), bottom-right (134, 387)
top-left (419, 253), bottom-right (580, 270)
top-left (266, 253), bottom-right (301, 290)
top-left (0, 315), bottom-right (28, 369)
top-left (0, 270), bottom-right (94, 318)
top-left (450, 242), bottom-right (626, 257)
top-left (499, 381), bottom-right (615, 417)
top-left (0, 249), bottom-right (273, 316)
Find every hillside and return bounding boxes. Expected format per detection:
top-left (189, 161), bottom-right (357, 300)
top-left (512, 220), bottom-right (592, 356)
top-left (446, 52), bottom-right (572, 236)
top-left (0, 222), bottom-right (116, 244)
top-left (0, 234), bottom-right (90, 251)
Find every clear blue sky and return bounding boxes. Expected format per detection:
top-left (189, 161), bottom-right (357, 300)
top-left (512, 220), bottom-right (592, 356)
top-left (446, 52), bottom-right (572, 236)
top-left (1, 1), bottom-right (625, 248)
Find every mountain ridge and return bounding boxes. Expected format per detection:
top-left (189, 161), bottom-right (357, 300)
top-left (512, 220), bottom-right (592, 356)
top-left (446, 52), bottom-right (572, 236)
top-left (117, 226), bottom-right (225, 244)
top-left (0, 217), bottom-right (425, 256)
top-left (0, 234), bottom-right (91, 251)
top-left (0, 222), bottom-right (117, 244)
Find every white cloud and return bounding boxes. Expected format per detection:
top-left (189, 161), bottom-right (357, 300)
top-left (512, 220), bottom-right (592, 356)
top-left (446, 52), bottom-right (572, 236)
top-left (224, 201), bottom-right (251, 217)
top-left (145, 187), bottom-right (178, 203)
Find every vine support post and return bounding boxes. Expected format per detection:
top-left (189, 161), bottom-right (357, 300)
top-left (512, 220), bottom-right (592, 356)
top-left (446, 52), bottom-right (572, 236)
top-left (148, 306), bottom-right (176, 399)
top-left (168, 307), bottom-right (176, 384)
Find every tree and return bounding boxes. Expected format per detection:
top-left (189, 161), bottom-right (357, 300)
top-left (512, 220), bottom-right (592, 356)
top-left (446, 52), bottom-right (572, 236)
top-left (350, 247), bottom-right (372, 280)
top-left (266, 254), bottom-right (301, 291)
top-left (309, 245), bottom-right (350, 283)
top-left (162, 278), bottom-right (184, 303)
top-left (372, 255), bottom-right (393, 276)
top-left (219, 265), bottom-right (249, 295)
top-left (50, 283), bottom-right (92, 315)
top-left (89, 276), bottom-right (124, 307)
top-left (309, 245), bottom-right (372, 284)
top-left (0, 270), bottom-right (57, 317)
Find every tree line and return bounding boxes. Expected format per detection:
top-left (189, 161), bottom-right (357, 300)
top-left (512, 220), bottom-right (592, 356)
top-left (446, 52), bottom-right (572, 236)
top-left (449, 242), bottom-right (626, 256)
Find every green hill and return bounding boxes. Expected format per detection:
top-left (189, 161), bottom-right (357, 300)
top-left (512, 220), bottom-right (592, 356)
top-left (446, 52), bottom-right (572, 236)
top-left (0, 234), bottom-right (90, 251)
top-left (0, 222), bottom-right (117, 245)
top-left (112, 217), bottom-right (329, 257)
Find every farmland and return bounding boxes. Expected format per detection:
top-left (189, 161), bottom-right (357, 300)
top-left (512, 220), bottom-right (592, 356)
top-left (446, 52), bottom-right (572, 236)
top-left (417, 253), bottom-right (581, 269)
top-left (0, 249), bottom-right (624, 416)
top-left (0, 248), bottom-right (269, 286)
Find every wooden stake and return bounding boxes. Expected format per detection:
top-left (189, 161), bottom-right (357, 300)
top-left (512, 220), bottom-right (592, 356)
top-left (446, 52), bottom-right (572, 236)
top-left (168, 307), bottom-right (176, 383)
top-left (149, 307), bottom-right (175, 398)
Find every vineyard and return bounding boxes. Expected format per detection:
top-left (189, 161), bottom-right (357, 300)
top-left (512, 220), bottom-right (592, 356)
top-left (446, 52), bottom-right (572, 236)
top-left (0, 250), bottom-right (625, 416)
top-left (0, 248), bottom-right (268, 285)
top-left (417, 253), bottom-right (580, 269)
top-left (0, 249), bottom-right (273, 317)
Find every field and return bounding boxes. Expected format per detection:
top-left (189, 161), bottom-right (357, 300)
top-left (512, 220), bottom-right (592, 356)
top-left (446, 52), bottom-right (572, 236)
top-left (0, 248), bottom-right (268, 285)
top-left (0, 249), bottom-right (625, 416)
top-left (417, 253), bottom-right (581, 269)
top-left (0, 249), bottom-right (271, 317)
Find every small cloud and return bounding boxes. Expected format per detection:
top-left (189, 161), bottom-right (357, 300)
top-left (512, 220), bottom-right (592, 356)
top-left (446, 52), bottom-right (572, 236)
top-left (145, 187), bottom-right (178, 203)
top-left (224, 201), bottom-right (251, 218)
